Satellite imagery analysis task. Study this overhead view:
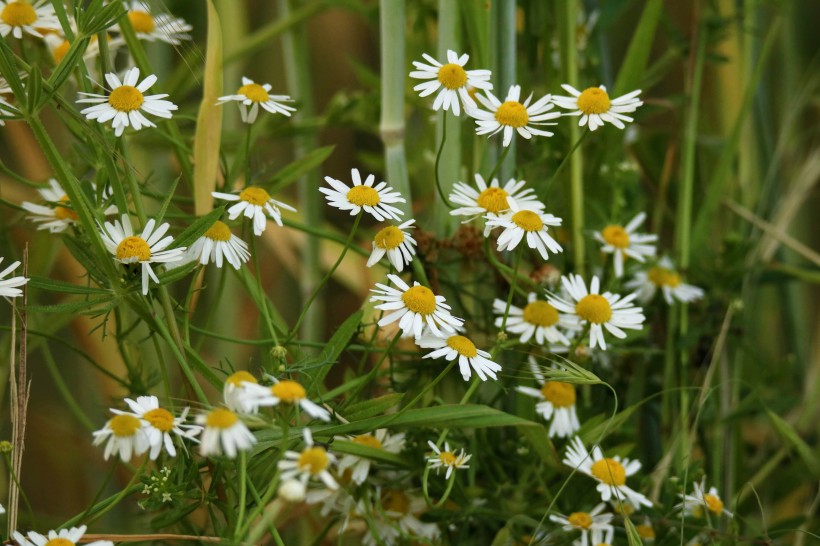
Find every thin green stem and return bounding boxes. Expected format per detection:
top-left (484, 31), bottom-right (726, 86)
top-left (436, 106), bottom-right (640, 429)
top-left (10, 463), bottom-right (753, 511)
top-left (434, 113), bottom-right (455, 209)
top-left (233, 451), bottom-right (248, 542)
top-left (487, 145), bottom-right (511, 182)
top-left (243, 121), bottom-right (253, 184)
top-left (539, 130), bottom-right (589, 200)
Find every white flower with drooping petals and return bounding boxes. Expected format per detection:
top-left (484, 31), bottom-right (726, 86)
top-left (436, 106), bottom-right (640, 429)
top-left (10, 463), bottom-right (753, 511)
top-left (517, 357), bottom-right (580, 438)
top-left (0, 257), bottom-right (28, 299)
top-left (0, 0), bottom-right (59, 39)
top-left (467, 84), bottom-right (561, 147)
top-left (552, 84), bottom-right (642, 131)
top-left (338, 429), bottom-right (406, 485)
top-left (222, 370), bottom-right (261, 414)
top-left (416, 331), bottom-right (502, 381)
top-left (116, 396), bottom-right (201, 460)
top-left (183, 220), bottom-right (251, 270)
top-left (21, 179), bottom-right (116, 233)
top-left (486, 200), bottom-right (563, 260)
top-left (92, 410), bottom-right (149, 462)
top-left (449, 174), bottom-right (545, 235)
top-left (625, 256), bottom-right (704, 305)
top-left (13, 525), bottom-right (112, 546)
top-left (217, 76), bottom-right (296, 123)
top-left (122, 1), bottom-right (192, 45)
top-left (279, 428), bottom-right (338, 489)
top-left (320, 168), bottom-right (406, 222)
top-left (409, 49), bottom-right (492, 116)
top-left (196, 407), bottom-right (256, 458)
top-left (367, 219), bottom-right (417, 272)
top-left (493, 292), bottom-right (577, 346)
top-left (426, 441), bottom-right (471, 479)
top-left (550, 503), bottom-right (614, 546)
top-left (212, 186), bottom-right (297, 236)
top-left (593, 212), bottom-right (657, 277)
top-left (369, 274), bottom-right (464, 339)
top-left (678, 478), bottom-right (733, 518)
top-left (243, 377), bottom-right (331, 422)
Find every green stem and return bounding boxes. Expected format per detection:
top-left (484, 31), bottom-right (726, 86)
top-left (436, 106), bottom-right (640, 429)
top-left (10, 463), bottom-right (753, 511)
top-left (233, 451), bottom-right (248, 541)
top-left (243, 121), bottom-right (253, 184)
top-left (3, 453), bottom-right (35, 529)
top-left (498, 249), bottom-right (523, 335)
top-left (249, 235), bottom-right (280, 352)
top-left (538, 130), bottom-right (589, 200)
top-left (487, 145), bottom-right (511, 182)
top-left (434, 113), bottom-right (455, 209)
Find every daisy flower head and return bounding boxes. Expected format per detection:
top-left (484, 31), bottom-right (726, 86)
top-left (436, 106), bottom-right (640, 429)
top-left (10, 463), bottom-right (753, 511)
top-left (552, 84), bottom-right (642, 131)
top-left (517, 357), bottom-right (580, 438)
top-left (678, 478), bottom-right (733, 518)
top-left (626, 256), bottom-right (704, 305)
top-left (0, 0), bottom-right (59, 39)
top-left (486, 199), bottom-right (563, 260)
top-left (92, 409), bottom-right (149, 462)
top-left (320, 168), bottom-right (406, 222)
top-left (244, 377), bottom-right (331, 421)
top-left (21, 179), bottom-right (79, 233)
top-left (493, 292), bottom-right (576, 346)
top-left (13, 525), bottom-right (113, 546)
top-left (222, 370), bottom-right (260, 413)
top-left (0, 257), bottom-right (28, 299)
top-left (370, 274), bottom-right (464, 338)
top-left (100, 215), bottom-right (186, 295)
top-left (409, 49), bottom-right (492, 116)
top-left (184, 220), bottom-right (251, 270)
top-left (77, 67), bottom-right (177, 137)
top-left (563, 436), bottom-right (652, 510)
top-left (116, 396), bottom-right (202, 460)
top-left (367, 219), bottom-right (417, 272)
top-left (338, 429), bottom-right (406, 485)
top-left (635, 518), bottom-right (656, 542)
top-left (364, 489), bottom-right (440, 546)
top-left (279, 428), bottom-right (338, 489)
top-left (212, 186), bottom-right (296, 236)
top-left (449, 174), bottom-right (545, 235)
top-left (426, 441), bottom-right (471, 479)
top-left (124, 1), bottom-right (192, 45)
top-left (550, 503), bottom-right (614, 546)
top-left (547, 274), bottom-right (645, 351)
top-left (468, 84), bottom-right (560, 147)
top-left (217, 77), bottom-right (296, 124)
top-left (417, 330), bottom-right (502, 381)
top-left (574, 526), bottom-right (614, 546)
top-left (196, 407), bottom-right (256, 458)
top-left (593, 212), bottom-right (657, 277)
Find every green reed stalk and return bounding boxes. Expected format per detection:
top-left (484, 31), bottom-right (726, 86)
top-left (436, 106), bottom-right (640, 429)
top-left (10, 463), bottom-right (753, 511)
top-left (379, 0), bottom-right (411, 216)
top-left (494, 0), bottom-right (516, 181)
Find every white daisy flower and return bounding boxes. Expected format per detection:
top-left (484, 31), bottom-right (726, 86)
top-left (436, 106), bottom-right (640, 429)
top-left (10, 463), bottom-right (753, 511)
top-left (409, 49), bottom-right (492, 116)
top-left (243, 377), bottom-right (331, 421)
top-left (306, 485), bottom-right (356, 518)
top-left (217, 76), bottom-right (296, 124)
top-left (338, 429), bottom-right (406, 485)
top-left (547, 274), bottom-right (645, 351)
top-left (552, 84), bottom-right (642, 131)
top-left (13, 525), bottom-right (112, 546)
top-left (550, 503), bottom-right (614, 546)
top-left (486, 199), bottom-right (563, 260)
top-left (0, 0), bottom-right (59, 39)
top-left (184, 220), bottom-right (251, 270)
top-left (493, 293), bottom-right (576, 346)
top-left (678, 478), bottom-right (733, 518)
top-left (563, 436), bottom-right (652, 510)
top-left (0, 257), bottom-right (28, 299)
top-left (370, 274), bottom-right (464, 338)
top-left (77, 67), bottom-right (178, 137)
top-left (517, 357), bottom-right (580, 438)
top-left (449, 174), bottom-right (545, 235)
top-left (279, 428), bottom-right (338, 489)
top-left (222, 370), bottom-right (261, 414)
top-left (123, 1), bottom-right (192, 45)
top-left (116, 396), bottom-right (201, 460)
top-left (426, 441), bottom-right (471, 479)
top-left (367, 219), bottom-right (417, 272)
top-left (92, 411), bottom-right (149, 462)
top-left (416, 331), bottom-right (502, 381)
top-left (44, 31), bottom-right (125, 66)
top-left (593, 212), bottom-right (657, 277)
top-left (21, 179), bottom-right (114, 233)
top-left (467, 84), bottom-right (561, 147)
top-left (362, 489), bottom-right (440, 546)
top-left (212, 186), bottom-right (296, 236)
top-left (320, 168), bottom-right (406, 222)
top-left (196, 407), bottom-right (256, 458)
top-left (635, 517), bottom-right (656, 542)
top-left (574, 526), bottom-right (614, 546)
top-left (100, 215), bottom-right (186, 295)
top-left (625, 256), bottom-right (704, 305)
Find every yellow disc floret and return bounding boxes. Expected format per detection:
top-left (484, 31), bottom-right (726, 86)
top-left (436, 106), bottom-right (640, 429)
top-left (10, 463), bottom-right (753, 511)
top-left (206, 408), bottom-right (238, 429)
top-left (128, 10), bottom-right (155, 33)
top-left (54, 195), bottom-right (78, 221)
top-left (44, 539), bottom-right (75, 546)
top-left (446, 335), bottom-right (478, 358)
top-left (143, 407), bottom-right (175, 432)
top-left (239, 186), bottom-right (271, 206)
top-left (567, 511), bottom-right (592, 529)
top-left (238, 82), bottom-right (270, 103)
top-left (439, 451), bottom-right (457, 466)
top-left (109, 414), bottom-right (141, 437)
top-left (575, 294), bottom-right (612, 324)
top-left (601, 225), bottom-right (629, 249)
top-left (511, 210), bottom-right (544, 232)
top-left (226, 370), bottom-right (257, 387)
top-left (52, 39), bottom-right (70, 63)
top-left (2, 2), bottom-right (37, 27)
top-left (636, 524), bottom-right (655, 539)
top-left (374, 225), bottom-right (404, 250)
top-left (116, 236), bottom-right (152, 262)
top-left (352, 433), bottom-right (383, 449)
top-left (590, 457), bottom-right (627, 486)
top-left (382, 489), bottom-right (410, 514)
top-left (204, 220), bottom-right (233, 242)
top-left (540, 381), bottom-right (576, 408)
top-left (647, 267), bottom-right (681, 288)
top-left (704, 493), bottom-right (724, 515)
top-left (401, 285), bottom-right (436, 315)
top-left (108, 85), bottom-right (145, 112)
top-left (522, 300), bottom-right (559, 327)
top-left (577, 87), bottom-right (611, 115)
top-left (271, 380), bottom-right (307, 403)
top-left (476, 187), bottom-right (510, 213)
top-left (298, 446), bottom-right (329, 475)
top-left (495, 101), bottom-right (529, 128)
top-left (346, 185), bottom-right (380, 207)
top-left (437, 63), bottom-right (468, 90)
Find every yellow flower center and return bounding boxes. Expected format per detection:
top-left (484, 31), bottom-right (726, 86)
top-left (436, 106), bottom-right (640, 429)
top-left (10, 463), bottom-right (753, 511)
top-left (1, 2), bottom-right (37, 27)
top-left (297, 446), bottom-right (329, 475)
top-left (476, 187), bottom-right (510, 213)
top-left (143, 407), bottom-right (175, 432)
top-left (636, 524), bottom-right (655, 539)
top-left (109, 414), bottom-right (141, 437)
top-left (346, 185), bottom-right (380, 207)
top-left (601, 225), bottom-right (629, 249)
top-left (204, 220), bottom-right (233, 242)
top-left (374, 225), bottom-right (404, 250)
top-left (540, 381), bottom-right (576, 408)
top-left (54, 195), bottom-right (78, 221)
top-left (494, 101), bottom-right (529, 128)
top-left (439, 451), bottom-right (457, 466)
top-left (577, 87), bottom-right (611, 115)
top-left (226, 370), bottom-right (257, 386)
top-left (567, 511), bottom-right (592, 529)
top-left (108, 85), bottom-right (145, 112)
top-left (436, 63), bottom-right (467, 90)
top-left (237, 82), bottom-right (270, 103)
top-left (704, 494), bottom-right (724, 514)
top-left (590, 457), bottom-right (627, 486)
top-left (446, 335), bottom-right (478, 358)
top-left (511, 210), bottom-right (544, 232)
top-left (647, 267), bottom-right (681, 288)
top-left (522, 300), bottom-right (559, 327)
top-left (206, 408), bottom-right (238, 429)
top-left (401, 285), bottom-right (436, 315)
top-left (128, 10), bottom-right (155, 34)
top-left (271, 380), bottom-right (306, 403)
top-left (53, 39), bottom-right (70, 63)
top-left (381, 489), bottom-right (410, 515)
top-left (115, 236), bottom-right (152, 262)
top-left (238, 186), bottom-right (271, 206)
top-left (44, 539), bottom-right (75, 546)
top-left (352, 433), bottom-right (383, 449)
top-left (575, 294), bottom-right (612, 324)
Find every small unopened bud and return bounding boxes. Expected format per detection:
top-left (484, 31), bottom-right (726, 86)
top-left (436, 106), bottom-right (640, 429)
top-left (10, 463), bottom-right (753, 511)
top-left (271, 345), bottom-right (288, 362)
top-left (496, 331), bottom-right (508, 343)
top-left (277, 479), bottom-right (305, 502)
top-left (0, 441), bottom-right (13, 453)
